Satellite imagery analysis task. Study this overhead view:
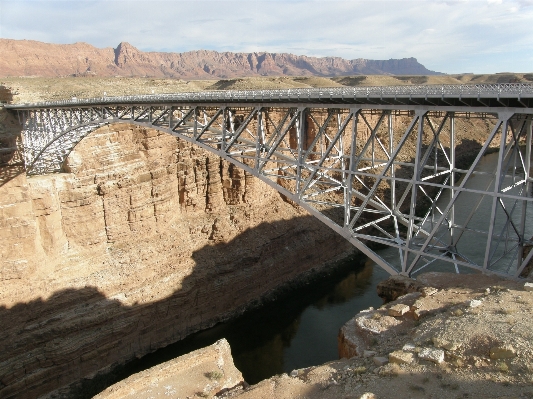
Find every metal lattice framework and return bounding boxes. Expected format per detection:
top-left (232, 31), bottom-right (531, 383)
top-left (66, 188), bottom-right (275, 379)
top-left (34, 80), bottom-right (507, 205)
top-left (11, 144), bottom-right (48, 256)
top-left (5, 83), bottom-right (533, 278)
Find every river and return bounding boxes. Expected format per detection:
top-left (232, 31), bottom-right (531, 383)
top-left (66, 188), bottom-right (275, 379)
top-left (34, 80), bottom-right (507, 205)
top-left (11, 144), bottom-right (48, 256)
top-left (119, 258), bottom-right (388, 385)
top-left (85, 150), bottom-right (531, 396)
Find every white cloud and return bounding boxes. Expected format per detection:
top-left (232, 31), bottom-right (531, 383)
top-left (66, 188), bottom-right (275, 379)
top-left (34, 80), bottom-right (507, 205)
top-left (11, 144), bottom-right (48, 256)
top-left (0, 0), bottom-right (532, 74)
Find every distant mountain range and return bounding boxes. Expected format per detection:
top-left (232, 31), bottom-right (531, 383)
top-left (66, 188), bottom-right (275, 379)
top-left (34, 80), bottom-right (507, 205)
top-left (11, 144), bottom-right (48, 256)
top-left (0, 39), bottom-right (443, 79)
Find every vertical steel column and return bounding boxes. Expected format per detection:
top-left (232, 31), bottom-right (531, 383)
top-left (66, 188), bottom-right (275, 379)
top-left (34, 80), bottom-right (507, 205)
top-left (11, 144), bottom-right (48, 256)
top-left (193, 106), bottom-right (198, 138)
top-left (229, 109), bottom-right (235, 134)
top-left (338, 111), bottom-right (346, 193)
top-left (389, 111), bottom-right (403, 265)
top-left (403, 110), bottom-right (426, 274)
top-left (255, 108), bottom-right (264, 170)
top-left (449, 113), bottom-right (456, 247)
top-left (388, 112), bottom-right (395, 211)
top-left (517, 117), bottom-right (532, 273)
top-left (221, 107), bottom-right (227, 152)
top-left (483, 112), bottom-right (513, 270)
top-left (344, 108), bottom-right (360, 228)
top-left (296, 107), bottom-right (306, 196)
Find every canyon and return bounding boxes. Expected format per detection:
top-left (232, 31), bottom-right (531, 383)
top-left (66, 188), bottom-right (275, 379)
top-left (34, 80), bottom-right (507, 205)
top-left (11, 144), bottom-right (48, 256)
top-left (0, 77), bottom-right (530, 398)
top-left (0, 96), bottom-right (356, 397)
top-left (0, 39), bottom-right (442, 79)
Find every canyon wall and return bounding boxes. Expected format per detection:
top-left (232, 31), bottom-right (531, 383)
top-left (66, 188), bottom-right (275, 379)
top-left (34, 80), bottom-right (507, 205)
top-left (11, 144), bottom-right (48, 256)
top-left (0, 85), bottom-right (507, 398)
top-left (0, 39), bottom-right (441, 79)
top-left (0, 108), bottom-right (355, 398)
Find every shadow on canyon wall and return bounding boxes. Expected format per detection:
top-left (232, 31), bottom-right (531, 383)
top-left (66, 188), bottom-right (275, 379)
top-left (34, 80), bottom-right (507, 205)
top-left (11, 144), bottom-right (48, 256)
top-left (0, 104), bottom-right (25, 188)
top-left (0, 163), bottom-right (25, 187)
top-left (0, 214), bottom-right (374, 399)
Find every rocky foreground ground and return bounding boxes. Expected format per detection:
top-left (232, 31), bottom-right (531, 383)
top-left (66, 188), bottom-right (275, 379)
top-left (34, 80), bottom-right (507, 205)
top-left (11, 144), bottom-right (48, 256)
top-left (95, 272), bottom-right (533, 399)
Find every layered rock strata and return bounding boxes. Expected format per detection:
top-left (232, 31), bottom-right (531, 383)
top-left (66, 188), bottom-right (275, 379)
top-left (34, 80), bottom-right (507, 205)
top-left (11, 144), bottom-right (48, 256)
top-left (0, 39), bottom-right (441, 78)
top-left (0, 85), bottom-right (522, 398)
top-left (0, 120), bottom-right (353, 398)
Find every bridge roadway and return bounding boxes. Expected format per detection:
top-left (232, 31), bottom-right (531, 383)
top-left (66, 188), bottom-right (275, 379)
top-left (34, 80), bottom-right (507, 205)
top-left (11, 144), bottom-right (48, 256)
top-left (5, 83), bottom-right (533, 278)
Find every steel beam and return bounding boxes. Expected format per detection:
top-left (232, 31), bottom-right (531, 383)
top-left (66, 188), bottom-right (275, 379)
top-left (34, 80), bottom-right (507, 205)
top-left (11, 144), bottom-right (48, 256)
top-left (7, 87), bottom-right (533, 278)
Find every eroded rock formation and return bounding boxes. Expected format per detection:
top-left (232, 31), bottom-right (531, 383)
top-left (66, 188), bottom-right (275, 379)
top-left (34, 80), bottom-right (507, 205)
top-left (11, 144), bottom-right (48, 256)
top-left (0, 114), bottom-right (354, 398)
top-left (0, 38), bottom-right (441, 79)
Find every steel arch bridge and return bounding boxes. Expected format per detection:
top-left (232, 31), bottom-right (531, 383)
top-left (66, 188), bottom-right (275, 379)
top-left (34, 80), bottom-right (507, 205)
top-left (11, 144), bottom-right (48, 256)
top-left (5, 84), bottom-right (533, 278)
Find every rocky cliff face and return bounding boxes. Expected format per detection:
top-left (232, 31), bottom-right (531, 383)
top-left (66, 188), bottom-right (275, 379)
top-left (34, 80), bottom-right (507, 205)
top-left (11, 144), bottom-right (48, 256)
top-left (0, 109), bottom-right (354, 398)
top-left (0, 39), bottom-right (441, 79)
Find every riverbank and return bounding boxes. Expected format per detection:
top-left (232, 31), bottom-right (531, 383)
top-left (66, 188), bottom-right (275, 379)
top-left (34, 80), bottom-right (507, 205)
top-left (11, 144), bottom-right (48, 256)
top-left (59, 251), bottom-right (379, 399)
top-left (98, 271), bottom-right (533, 399)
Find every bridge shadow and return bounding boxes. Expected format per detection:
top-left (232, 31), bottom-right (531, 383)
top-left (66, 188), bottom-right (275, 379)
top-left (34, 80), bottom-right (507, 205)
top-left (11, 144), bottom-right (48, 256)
top-left (0, 214), bottom-right (369, 399)
top-left (0, 164), bottom-right (25, 188)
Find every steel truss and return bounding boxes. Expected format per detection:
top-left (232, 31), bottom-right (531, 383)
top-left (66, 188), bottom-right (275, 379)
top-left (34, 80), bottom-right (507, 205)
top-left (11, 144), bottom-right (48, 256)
top-left (9, 97), bottom-right (533, 278)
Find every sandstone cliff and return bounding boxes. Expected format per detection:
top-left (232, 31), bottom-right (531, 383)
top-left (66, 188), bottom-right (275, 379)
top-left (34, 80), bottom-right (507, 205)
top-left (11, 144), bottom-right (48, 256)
top-left (0, 80), bottom-right (514, 398)
top-left (0, 103), bottom-right (354, 398)
top-left (0, 39), bottom-right (441, 79)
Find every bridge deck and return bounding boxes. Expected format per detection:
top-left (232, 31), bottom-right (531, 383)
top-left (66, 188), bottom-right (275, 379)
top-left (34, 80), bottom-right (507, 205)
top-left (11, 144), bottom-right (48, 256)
top-left (5, 83), bottom-right (533, 110)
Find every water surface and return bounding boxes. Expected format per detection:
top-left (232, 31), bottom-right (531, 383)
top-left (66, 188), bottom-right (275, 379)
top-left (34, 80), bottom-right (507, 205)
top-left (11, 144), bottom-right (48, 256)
top-left (128, 259), bottom-right (387, 384)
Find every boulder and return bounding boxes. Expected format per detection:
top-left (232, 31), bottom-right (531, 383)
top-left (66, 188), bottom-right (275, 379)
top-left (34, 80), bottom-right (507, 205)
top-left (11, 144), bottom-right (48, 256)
top-left (377, 275), bottom-right (426, 302)
top-left (389, 350), bottom-right (416, 365)
top-left (418, 347), bottom-right (445, 364)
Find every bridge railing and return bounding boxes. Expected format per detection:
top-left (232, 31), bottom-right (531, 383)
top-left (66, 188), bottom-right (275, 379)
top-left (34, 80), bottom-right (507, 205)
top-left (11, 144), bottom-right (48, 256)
top-left (6, 83), bottom-right (533, 109)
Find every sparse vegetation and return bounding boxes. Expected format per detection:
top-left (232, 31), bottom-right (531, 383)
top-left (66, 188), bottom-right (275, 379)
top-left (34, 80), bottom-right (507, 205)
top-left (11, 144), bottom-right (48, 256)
top-left (205, 370), bottom-right (224, 380)
top-left (497, 308), bottom-right (517, 315)
top-left (496, 361), bottom-right (509, 373)
top-left (452, 309), bottom-right (464, 317)
top-left (440, 382), bottom-right (460, 390)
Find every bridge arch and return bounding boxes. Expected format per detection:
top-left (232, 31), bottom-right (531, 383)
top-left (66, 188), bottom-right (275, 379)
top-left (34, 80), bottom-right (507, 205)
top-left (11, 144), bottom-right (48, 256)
top-left (10, 93), bottom-right (533, 278)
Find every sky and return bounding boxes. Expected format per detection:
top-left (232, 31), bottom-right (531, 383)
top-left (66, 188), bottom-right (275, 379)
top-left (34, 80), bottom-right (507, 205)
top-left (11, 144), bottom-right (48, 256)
top-left (0, 0), bottom-right (532, 74)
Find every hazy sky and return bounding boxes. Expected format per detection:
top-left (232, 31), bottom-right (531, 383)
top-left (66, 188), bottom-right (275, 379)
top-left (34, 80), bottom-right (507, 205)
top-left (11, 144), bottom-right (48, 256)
top-left (0, 0), bottom-right (532, 74)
